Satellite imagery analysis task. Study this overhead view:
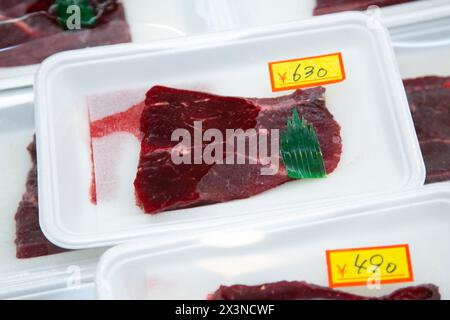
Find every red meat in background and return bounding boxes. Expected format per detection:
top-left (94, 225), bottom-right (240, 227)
top-left (14, 137), bottom-right (68, 259)
top-left (404, 76), bottom-right (450, 184)
top-left (0, 0), bottom-right (131, 67)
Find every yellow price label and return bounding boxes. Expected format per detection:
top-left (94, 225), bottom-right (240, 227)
top-left (326, 244), bottom-right (414, 288)
top-left (268, 52), bottom-right (346, 92)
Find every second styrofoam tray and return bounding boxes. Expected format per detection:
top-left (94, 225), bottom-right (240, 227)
top-left (96, 184), bottom-right (450, 299)
top-left (35, 13), bottom-right (424, 249)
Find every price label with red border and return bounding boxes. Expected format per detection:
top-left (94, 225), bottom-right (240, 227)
top-left (268, 52), bottom-right (346, 92)
top-left (326, 244), bottom-right (414, 288)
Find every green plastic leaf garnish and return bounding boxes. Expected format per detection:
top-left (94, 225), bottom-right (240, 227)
top-left (54, 0), bottom-right (97, 29)
top-left (280, 108), bottom-right (326, 179)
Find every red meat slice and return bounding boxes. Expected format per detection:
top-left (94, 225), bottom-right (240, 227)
top-left (313, 0), bottom-right (416, 15)
top-left (404, 76), bottom-right (450, 184)
top-left (134, 86), bottom-right (342, 214)
top-left (208, 281), bottom-right (441, 300)
top-left (0, 1), bottom-right (131, 67)
top-left (14, 137), bottom-right (68, 259)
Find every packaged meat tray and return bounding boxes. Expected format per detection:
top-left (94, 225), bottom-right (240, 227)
top-left (95, 184), bottom-right (450, 299)
top-left (0, 89), bottom-right (105, 299)
top-left (388, 4), bottom-right (450, 184)
top-left (34, 12), bottom-right (424, 250)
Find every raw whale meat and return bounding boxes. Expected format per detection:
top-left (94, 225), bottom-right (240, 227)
top-left (209, 281), bottom-right (441, 300)
top-left (14, 137), bottom-right (67, 259)
top-left (134, 86), bottom-right (342, 214)
top-left (313, 0), bottom-right (416, 15)
top-left (404, 76), bottom-right (450, 184)
top-left (0, 0), bottom-right (131, 67)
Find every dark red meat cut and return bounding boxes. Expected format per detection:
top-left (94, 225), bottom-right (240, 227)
top-left (209, 281), bottom-right (441, 300)
top-left (404, 76), bottom-right (450, 184)
top-left (0, 0), bottom-right (131, 67)
top-left (313, 0), bottom-right (416, 15)
top-left (134, 86), bottom-right (342, 214)
top-left (14, 137), bottom-right (68, 259)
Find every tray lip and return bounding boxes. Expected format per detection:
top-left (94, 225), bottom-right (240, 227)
top-left (0, 258), bottom-right (98, 300)
top-left (35, 12), bottom-right (425, 250)
top-left (386, 1), bottom-right (450, 48)
top-left (0, 87), bottom-right (34, 110)
top-left (382, 0), bottom-right (450, 29)
top-left (0, 65), bottom-right (38, 93)
top-left (95, 183), bottom-right (450, 299)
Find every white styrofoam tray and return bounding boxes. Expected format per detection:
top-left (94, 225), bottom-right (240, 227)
top-left (35, 13), bottom-right (425, 250)
top-left (390, 6), bottom-right (450, 186)
top-left (96, 183), bottom-right (450, 300)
